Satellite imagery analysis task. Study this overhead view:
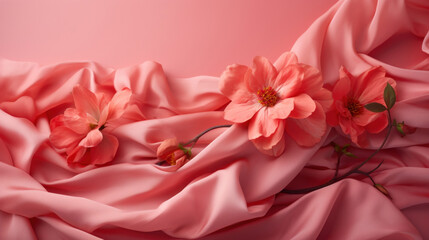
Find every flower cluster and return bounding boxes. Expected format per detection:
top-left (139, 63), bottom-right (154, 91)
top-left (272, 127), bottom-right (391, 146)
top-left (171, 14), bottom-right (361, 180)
top-left (217, 53), bottom-right (418, 197)
top-left (48, 52), bottom-right (416, 182)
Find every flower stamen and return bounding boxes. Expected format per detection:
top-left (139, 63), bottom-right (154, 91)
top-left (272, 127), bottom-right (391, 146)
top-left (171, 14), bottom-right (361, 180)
top-left (89, 123), bottom-right (106, 131)
top-left (166, 152), bottom-right (177, 165)
top-left (346, 97), bottom-right (364, 117)
top-left (257, 87), bottom-right (278, 107)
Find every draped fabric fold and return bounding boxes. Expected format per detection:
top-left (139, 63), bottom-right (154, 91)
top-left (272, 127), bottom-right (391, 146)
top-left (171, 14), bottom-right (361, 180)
top-left (1, 0), bottom-right (428, 239)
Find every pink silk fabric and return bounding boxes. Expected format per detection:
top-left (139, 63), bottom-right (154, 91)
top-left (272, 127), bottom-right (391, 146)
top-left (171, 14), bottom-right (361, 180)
top-left (1, 0), bottom-right (429, 239)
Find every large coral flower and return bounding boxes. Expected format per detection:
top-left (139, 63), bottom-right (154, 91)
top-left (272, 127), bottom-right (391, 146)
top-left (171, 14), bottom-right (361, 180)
top-left (49, 85), bottom-right (132, 166)
top-left (327, 66), bottom-right (396, 146)
top-left (219, 52), bottom-right (332, 156)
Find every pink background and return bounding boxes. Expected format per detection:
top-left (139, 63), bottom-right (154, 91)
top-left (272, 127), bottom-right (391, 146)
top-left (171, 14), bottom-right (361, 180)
top-left (0, 0), bottom-right (338, 77)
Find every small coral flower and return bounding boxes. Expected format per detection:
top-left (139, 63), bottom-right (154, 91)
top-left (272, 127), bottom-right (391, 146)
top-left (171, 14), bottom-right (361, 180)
top-left (156, 138), bottom-right (191, 171)
top-left (49, 85), bottom-right (132, 166)
top-left (219, 52), bottom-right (332, 156)
top-left (327, 66), bottom-right (396, 146)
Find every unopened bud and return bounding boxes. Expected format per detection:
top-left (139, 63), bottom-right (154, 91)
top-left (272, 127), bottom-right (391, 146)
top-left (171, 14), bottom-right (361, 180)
top-left (395, 121), bottom-right (416, 137)
top-left (374, 184), bottom-right (392, 199)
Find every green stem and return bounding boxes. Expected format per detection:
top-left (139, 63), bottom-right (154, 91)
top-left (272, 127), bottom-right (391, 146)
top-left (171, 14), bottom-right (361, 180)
top-left (282, 110), bottom-right (393, 194)
top-left (334, 154), bottom-right (342, 178)
top-left (182, 124), bottom-right (232, 147)
top-left (355, 170), bottom-right (376, 185)
top-left (367, 160), bottom-right (384, 175)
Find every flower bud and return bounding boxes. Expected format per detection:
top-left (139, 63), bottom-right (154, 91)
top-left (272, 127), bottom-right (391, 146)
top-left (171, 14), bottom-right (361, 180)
top-left (374, 184), bottom-right (392, 199)
top-left (156, 138), bottom-right (191, 170)
top-left (395, 121), bottom-right (416, 137)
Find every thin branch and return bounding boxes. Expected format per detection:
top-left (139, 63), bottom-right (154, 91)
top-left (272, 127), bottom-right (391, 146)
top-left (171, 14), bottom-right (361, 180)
top-left (182, 124), bottom-right (232, 147)
top-left (282, 111), bottom-right (393, 194)
top-left (355, 170), bottom-right (376, 185)
top-left (334, 154), bottom-right (342, 178)
top-left (367, 160), bottom-right (384, 175)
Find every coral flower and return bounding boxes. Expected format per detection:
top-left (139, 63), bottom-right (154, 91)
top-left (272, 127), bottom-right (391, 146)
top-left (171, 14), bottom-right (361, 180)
top-left (219, 52), bottom-right (332, 156)
top-left (49, 85), bottom-right (132, 166)
top-left (327, 66), bottom-right (396, 146)
top-left (156, 138), bottom-right (191, 171)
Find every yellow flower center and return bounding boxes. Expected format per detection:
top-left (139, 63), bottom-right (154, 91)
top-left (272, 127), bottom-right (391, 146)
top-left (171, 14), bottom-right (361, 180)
top-left (257, 87), bottom-right (278, 107)
top-left (346, 97), bottom-right (364, 117)
top-left (166, 152), bottom-right (177, 165)
top-left (89, 123), bottom-right (106, 131)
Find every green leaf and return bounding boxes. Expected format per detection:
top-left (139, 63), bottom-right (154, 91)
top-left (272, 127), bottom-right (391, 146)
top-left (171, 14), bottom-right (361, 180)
top-left (364, 102), bottom-right (387, 113)
top-left (394, 120), bottom-right (405, 137)
top-left (178, 144), bottom-right (192, 158)
top-left (384, 83), bottom-right (396, 110)
top-left (344, 151), bottom-right (357, 158)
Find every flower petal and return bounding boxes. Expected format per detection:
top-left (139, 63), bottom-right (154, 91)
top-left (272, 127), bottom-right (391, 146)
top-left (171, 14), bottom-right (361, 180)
top-left (359, 76), bottom-right (396, 104)
top-left (326, 108), bottom-right (339, 126)
top-left (334, 100), bottom-right (350, 118)
top-left (155, 156), bottom-right (188, 172)
top-left (50, 115), bottom-right (65, 130)
top-left (353, 109), bottom-right (381, 126)
top-left (339, 117), bottom-right (365, 145)
top-left (285, 102), bottom-right (326, 147)
top-left (339, 117), bottom-right (356, 136)
top-left (79, 129), bottom-right (103, 148)
top-left (174, 155), bottom-right (188, 168)
top-left (252, 120), bottom-right (285, 157)
top-left (87, 133), bottom-right (119, 165)
top-left (311, 88), bottom-right (333, 112)
top-left (355, 133), bottom-right (369, 147)
top-left (289, 93), bottom-right (316, 119)
top-left (268, 98), bottom-right (294, 120)
top-left (99, 108), bottom-right (109, 129)
top-left (49, 126), bottom-right (83, 149)
top-left (66, 146), bottom-right (87, 165)
top-left (364, 113), bottom-right (388, 134)
top-left (251, 56), bottom-right (277, 90)
top-left (275, 65), bottom-right (303, 98)
top-left (63, 108), bottom-right (91, 134)
top-left (245, 68), bottom-right (264, 94)
top-left (248, 108), bottom-right (279, 139)
top-left (254, 137), bottom-right (285, 157)
top-left (274, 52), bottom-right (298, 70)
top-left (219, 64), bottom-right (253, 102)
top-left (224, 101), bottom-right (261, 123)
top-left (96, 92), bottom-right (110, 111)
top-left (105, 88), bottom-right (132, 122)
top-left (157, 138), bottom-right (180, 159)
top-left (353, 66), bottom-right (386, 99)
top-left (296, 64), bottom-right (323, 96)
top-left (73, 85), bottom-right (100, 119)
top-left (333, 66), bottom-right (352, 100)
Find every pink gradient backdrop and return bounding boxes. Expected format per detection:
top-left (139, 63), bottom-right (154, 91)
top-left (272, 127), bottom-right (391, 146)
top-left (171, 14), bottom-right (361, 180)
top-left (0, 0), bottom-right (338, 77)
